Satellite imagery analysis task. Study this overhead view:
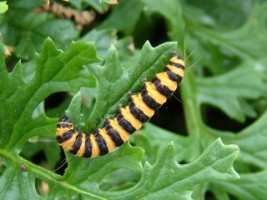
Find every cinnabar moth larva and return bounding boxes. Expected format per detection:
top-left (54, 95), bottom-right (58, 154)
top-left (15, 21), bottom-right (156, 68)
top-left (56, 52), bottom-right (185, 158)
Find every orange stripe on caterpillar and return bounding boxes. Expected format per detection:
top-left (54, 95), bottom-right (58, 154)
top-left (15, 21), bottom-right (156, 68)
top-left (56, 52), bottom-right (185, 158)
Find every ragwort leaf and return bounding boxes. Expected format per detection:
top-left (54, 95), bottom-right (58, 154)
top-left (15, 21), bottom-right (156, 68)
top-left (210, 170), bottom-right (267, 200)
top-left (0, 1), bottom-right (79, 60)
top-left (197, 62), bottom-right (267, 122)
top-left (0, 38), bottom-right (98, 165)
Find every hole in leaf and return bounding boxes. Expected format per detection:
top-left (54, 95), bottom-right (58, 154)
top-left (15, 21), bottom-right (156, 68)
top-left (150, 93), bottom-right (187, 135)
top-left (204, 191), bottom-right (216, 200)
top-left (205, 190), bottom-right (239, 200)
top-left (248, 164), bottom-right (262, 172)
top-left (44, 92), bottom-right (69, 112)
top-left (45, 92), bottom-right (67, 108)
top-left (201, 66), bottom-right (214, 77)
top-left (35, 178), bottom-right (49, 197)
top-left (99, 168), bottom-right (141, 191)
top-left (178, 160), bottom-right (188, 165)
top-left (20, 139), bottom-right (62, 172)
top-left (54, 150), bottom-right (68, 176)
top-left (147, 16), bottom-right (168, 47)
top-left (20, 144), bottom-right (48, 167)
top-left (228, 194), bottom-right (239, 200)
top-left (201, 103), bottom-right (254, 132)
top-left (5, 54), bottom-right (20, 72)
top-left (133, 13), bottom-right (168, 48)
top-left (0, 159), bottom-right (6, 176)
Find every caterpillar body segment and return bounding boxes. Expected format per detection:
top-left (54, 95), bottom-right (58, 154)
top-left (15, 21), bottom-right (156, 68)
top-left (56, 52), bottom-right (185, 158)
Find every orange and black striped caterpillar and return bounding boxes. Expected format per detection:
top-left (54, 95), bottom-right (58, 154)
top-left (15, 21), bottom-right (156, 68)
top-left (56, 52), bottom-right (185, 158)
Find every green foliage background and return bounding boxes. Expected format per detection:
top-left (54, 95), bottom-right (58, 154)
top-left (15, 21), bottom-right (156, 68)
top-left (0, 0), bottom-right (267, 199)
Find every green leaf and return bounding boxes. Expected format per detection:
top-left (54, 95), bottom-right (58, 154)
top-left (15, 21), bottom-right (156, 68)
top-left (0, 159), bottom-right (41, 200)
top-left (99, 0), bottom-right (144, 34)
top-left (217, 110), bottom-right (267, 169)
top-left (184, 1), bottom-right (267, 74)
top-left (79, 29), bottom-right (117, 57)
top-left (97, 139), bottom-right (238, 200)
top-left (65, 91), bottom-right (83, 123)
top-left (133, 123), bottom-right (190, 164)
top-left (0, 38), bottom-right (98, 153)
top-left (197, 61), bottom-right (267, 122)
top-left (0, 1), bottom-right (79, 59)
top-left (46, 139), bottom-right (238, 200)
top-left (218, 2), bottom-right (267, 60)
top-left (143, 0), bottom-right (185, 44)
top-left (210, 170), bottom-right (267, 200)
top-left (186, 0), bottom-right (254, 30)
